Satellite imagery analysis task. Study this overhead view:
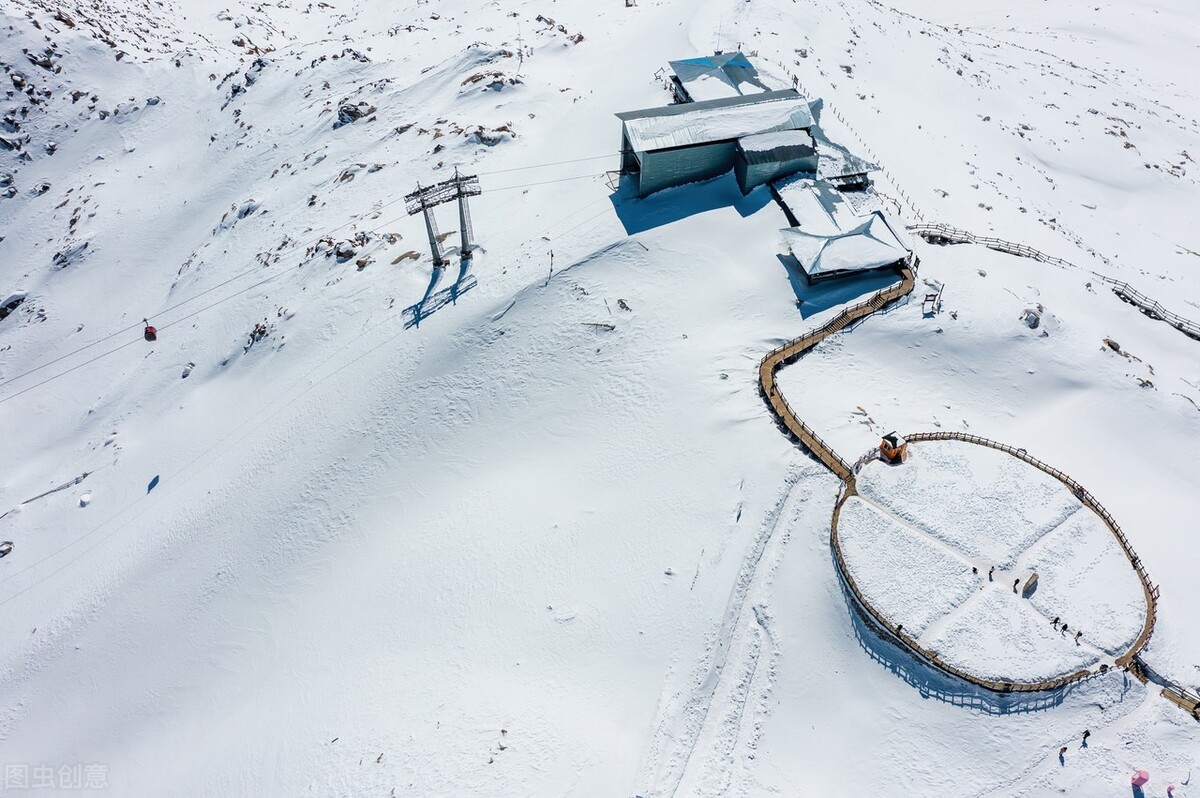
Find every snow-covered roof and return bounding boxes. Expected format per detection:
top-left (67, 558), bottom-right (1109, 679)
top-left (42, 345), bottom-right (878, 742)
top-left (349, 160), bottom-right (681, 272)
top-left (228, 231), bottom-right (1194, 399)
top-left (810, 125), bottom-right (879, 179)
top-left (781, 211), bottom-right (911, 279)
top-left (617, 90), bottom-right (814, 153)
top-left (736, 130), bottom-right (815, 164)
top-left (668, 52), bottom-right (778, 102)
top-left (774, 176), bottom-right (861, 234)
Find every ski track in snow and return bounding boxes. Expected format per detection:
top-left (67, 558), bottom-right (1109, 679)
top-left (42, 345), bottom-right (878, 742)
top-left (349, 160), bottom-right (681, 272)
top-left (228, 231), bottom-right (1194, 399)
top-left (639, 463), bottom-right (823, 797)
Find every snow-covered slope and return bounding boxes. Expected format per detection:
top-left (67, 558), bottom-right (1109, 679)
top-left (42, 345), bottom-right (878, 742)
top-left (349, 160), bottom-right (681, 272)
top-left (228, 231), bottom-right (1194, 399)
top-left (1, 0), bottom-right (1197, 795)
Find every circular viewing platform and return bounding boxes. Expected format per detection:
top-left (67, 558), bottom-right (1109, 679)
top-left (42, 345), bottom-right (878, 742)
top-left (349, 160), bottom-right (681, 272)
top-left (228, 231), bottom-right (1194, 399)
top-left (832, 438), bottom-right (1151, 689)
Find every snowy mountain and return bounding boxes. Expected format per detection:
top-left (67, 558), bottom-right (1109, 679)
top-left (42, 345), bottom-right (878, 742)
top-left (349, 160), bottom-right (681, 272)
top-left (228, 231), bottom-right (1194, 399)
top-left (1, 0), bottom-right (1197, 795)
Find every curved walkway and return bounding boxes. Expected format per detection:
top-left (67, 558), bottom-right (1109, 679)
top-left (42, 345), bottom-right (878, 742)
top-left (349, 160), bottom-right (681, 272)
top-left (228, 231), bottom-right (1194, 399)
top-left (757, 265), bottom-right (915, 482)
top-left (755, 259), bottom-right (1173, 699)
top-left (902, 432), bottom-right (1157, 671)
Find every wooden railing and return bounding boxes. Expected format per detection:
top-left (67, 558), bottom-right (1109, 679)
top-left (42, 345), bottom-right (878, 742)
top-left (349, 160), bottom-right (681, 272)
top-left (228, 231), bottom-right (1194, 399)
top-left (757, 264), bottom-right (917, 481)
top-left (831, 493), bottom-right (1097, 692)
top-left (909, 223), bottom-right (1200, 341)
top-left (1131, 657), bottom-right (1200, 721)
top-left (1161, 684), bottom-right (1200, 720)
top-left (900, 432), bottom-right (1159, 670)
top-left (830, 431), bottom-right (1159, 692)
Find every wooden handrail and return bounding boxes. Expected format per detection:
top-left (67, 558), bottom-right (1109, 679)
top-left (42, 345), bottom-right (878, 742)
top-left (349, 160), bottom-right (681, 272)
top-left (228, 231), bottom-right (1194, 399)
top-left (907, 223), bottom-right (1200, 340)
top-left (756, 257), bottom-right (1181, 704)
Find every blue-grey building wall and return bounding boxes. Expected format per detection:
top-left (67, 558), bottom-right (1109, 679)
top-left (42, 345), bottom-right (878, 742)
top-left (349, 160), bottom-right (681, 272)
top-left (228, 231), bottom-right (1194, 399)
top-left (636, 141), bottom-right (738, 197)
top-left (734, 152), bottom-right (819, 194)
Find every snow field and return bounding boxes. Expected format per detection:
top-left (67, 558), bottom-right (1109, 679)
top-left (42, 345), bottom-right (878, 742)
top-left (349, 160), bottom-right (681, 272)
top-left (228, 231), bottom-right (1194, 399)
top-left (922, 586), bottom-right (1097, 684)
top-left (836, 496), bottom-right (976, 636)
top-left (837, 440), bottom-right (1148, 684)
top-left (2, 0), bottom-right (1199, 793)
top-left (857, 439), bottom-right (1081, 567)
top-left (1023, 509), bottom-right (1148, 657)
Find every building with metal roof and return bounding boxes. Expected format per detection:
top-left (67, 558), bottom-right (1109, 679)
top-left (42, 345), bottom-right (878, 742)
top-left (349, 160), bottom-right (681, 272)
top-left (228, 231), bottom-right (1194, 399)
top-left (667, 52), bottom-right (779, 103)
top-left (616, 90), bottom-right (815, 197)
top-left (775, 177), bottom-right (911, 283)
top-left (734, 130), bottom-right (818, 194)
top-left (811, 125), bottom-right (879, 189)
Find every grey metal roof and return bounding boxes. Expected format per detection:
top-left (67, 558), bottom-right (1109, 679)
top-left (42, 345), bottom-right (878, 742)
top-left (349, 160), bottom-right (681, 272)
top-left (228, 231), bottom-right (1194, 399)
top-left (736, 130), bottom-right (816, 165)
top-left (781, 211), bottom-right (911, 279)
top-left (618, 90), bottom-right (814, 154)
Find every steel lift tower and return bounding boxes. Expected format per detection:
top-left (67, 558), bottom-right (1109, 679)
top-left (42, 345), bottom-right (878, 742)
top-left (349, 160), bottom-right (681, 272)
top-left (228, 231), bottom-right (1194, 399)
top-left (404, 170), bottom-right (482, 268)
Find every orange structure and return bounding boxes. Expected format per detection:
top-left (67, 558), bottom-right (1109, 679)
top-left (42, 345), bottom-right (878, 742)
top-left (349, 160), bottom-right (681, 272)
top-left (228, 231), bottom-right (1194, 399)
top-left (880, 432), bottom-right (908, 464)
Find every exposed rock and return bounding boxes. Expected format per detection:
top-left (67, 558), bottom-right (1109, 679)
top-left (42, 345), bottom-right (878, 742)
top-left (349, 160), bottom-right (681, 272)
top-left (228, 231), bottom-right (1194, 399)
top-left (334, 102), bottom-right (376, 129)
top-left (0, 293), bottom-right (27, 321)
top-left (52, 240), bottom-right (89, 269)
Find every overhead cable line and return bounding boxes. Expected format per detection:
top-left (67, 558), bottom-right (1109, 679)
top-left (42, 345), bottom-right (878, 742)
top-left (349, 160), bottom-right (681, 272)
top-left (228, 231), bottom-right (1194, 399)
top-left (0, 165), bottom-right (615, 401)
top-left (0, 199), bottom-right (619, 603)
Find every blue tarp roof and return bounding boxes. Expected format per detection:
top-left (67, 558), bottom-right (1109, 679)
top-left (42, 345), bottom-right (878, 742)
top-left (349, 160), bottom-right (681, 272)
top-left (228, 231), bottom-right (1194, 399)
top-left (668, 52), bottom-right (776, 101)
top-left (674, 54), bottom-right (755, 69)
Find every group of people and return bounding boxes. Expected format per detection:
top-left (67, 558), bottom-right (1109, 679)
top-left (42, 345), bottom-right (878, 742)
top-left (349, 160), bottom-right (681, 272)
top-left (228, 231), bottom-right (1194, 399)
top-left (1051, 616), bottom-right (1084, 644)
top-left (1057, 730), bottom-right (1091, 763)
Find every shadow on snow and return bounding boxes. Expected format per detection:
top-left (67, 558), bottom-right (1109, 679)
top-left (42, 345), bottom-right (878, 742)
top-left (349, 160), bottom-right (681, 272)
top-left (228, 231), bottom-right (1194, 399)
top-left (403, 253), bottom-right (478, 329)
top-left (608, 172), bottom-right (773, 235)
top-left (777, 255), bottom-right (904, 319)
top-left (833, 552), bottom-right (1100, 716)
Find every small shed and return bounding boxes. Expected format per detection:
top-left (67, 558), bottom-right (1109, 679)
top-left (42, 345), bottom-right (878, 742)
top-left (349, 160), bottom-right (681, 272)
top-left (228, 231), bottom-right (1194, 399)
top-left (880, 432), bottom-right (908, 464)
top-left (617, 90), bottom-right (815, 197)
top-left (667, 52), bottom-right (778, 103)
top-left (734, 130), bottom-right (818, 194)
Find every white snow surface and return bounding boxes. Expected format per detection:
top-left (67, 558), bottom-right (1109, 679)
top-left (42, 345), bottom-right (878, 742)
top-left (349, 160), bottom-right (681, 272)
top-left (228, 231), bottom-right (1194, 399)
top-left (620, 91), bottom-right (813, 153)
top-left (1, 0), bottom-right (1198, 795)
top-left (857, 440), bottom-right (1081, 568)
top-left (781, 211), bottom-right (911, 278)
top-left (1024, 509), bottom-right (1148, 657)
top-left (738, 129), bottom-right (815, 155)
top-left (840, 442), bottom-right (1147, 684)
top-left (837, 496), bottom-right (977, 636)
top-left (922, 586), bottom-right (1098, 684)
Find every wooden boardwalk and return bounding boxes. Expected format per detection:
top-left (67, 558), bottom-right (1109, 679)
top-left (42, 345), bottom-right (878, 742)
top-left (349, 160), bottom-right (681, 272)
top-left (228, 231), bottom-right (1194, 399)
top-left (909, 222), bottom-right (1200, 341)
top-left (756, 260), bottom-right (1194, 713)
top-left (903, 432), bottom-right (1158, 673)
top-left (757, 265), bottom-right (916, 482)
top-left (832, 432), bottom-right (1157, 693)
